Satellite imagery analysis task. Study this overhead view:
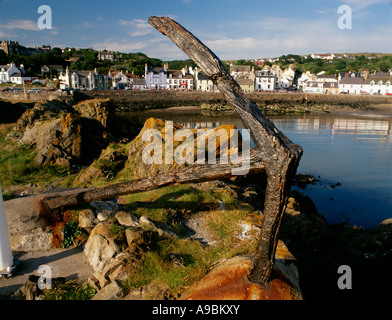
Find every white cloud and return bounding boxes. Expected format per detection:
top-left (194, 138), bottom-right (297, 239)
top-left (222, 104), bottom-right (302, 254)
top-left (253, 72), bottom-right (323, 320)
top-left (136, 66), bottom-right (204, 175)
top-left (0, 20), bottom-right (40, 31)
top-left (256, 17), bottom-right (292, 30)
top-left (119, 19), bottom-right (153, 37)
top-left (92, 36), bottom-right (187, 60)
top-left (339, 0), bottom-right (391, 10)
top-left (200, 15), bottom-right (392, 59)
top-left (92, 39), bottom-right (148, 53)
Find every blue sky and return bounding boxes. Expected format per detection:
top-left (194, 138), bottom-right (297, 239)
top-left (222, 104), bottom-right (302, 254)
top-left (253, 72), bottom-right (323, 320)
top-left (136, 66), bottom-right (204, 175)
top-left (0, 0), bottom-right (391, 60)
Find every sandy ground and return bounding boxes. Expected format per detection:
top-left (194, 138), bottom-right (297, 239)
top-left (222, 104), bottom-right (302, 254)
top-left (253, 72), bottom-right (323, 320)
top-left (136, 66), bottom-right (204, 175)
top-left (0, 247), bottom-right (93, 299)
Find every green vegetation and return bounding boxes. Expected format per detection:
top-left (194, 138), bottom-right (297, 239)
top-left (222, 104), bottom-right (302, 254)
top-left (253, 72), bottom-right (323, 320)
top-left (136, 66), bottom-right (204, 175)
top-left (120, 183), bottom-right (256, 297)
top-left (43, 280), bottom-right (96, 300)
top-left (3, 47), bottom-right (164, 78)
top-left (166, 59), bottom-right (196, 70)
top-left (3, 40), bottom-right (391, 81)
top-left (0, 124), bottom-right (76, 195)
top-left (61, 220), bottom-right (83, 248)
top-left (275, 54), bottom-right (392, 75)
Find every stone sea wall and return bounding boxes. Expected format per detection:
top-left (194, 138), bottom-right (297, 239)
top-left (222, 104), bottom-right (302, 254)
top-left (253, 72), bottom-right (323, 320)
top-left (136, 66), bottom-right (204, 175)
top-left (1, 91), bottom-right (391, 111)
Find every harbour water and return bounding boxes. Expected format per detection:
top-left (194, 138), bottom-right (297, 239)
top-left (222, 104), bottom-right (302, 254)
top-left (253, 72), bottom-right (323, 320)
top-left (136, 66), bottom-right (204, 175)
top-left (122, 107), bottom-right (392, 229)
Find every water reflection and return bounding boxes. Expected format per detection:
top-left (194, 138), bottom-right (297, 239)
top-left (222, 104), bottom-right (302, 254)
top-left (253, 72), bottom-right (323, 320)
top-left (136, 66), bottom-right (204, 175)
top-left (122, 109), bottom-right (392, 229)
top-left (276, 115), bottom-right (391, 138)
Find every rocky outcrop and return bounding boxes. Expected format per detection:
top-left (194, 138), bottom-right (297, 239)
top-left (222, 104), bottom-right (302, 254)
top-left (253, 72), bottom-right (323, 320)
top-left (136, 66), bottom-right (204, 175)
top-left (74, 144), bottom-right (128, 184)
top-left (180, 255), bottom-right (303, 300)
top-left (21, 113), bottom-right (105, 167)
top-left (83, 221), bottom-right (126, 272)
top-left (16, 99), bottom-right (73, 131)
top-left (73, 98), bottom-right (115, 129)
top-left (0, 100), bottom-right (33, 124)
top-left (15, 98), bottom-right (119, 167)
top-left (74, 117), bottom-right (242, 185)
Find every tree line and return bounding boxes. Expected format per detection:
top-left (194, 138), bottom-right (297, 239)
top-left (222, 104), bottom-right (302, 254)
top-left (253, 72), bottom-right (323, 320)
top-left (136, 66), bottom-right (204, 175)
top-left (1, 47), bottom-right (390, 79)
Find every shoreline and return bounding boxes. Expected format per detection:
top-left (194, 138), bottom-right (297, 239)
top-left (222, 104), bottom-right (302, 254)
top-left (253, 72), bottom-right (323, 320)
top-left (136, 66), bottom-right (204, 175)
top-left (147, 103), bottom-right (392, 118)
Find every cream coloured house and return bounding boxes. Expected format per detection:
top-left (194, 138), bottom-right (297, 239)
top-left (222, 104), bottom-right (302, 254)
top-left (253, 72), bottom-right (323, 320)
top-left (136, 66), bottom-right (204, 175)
top-left (59, 67), bottom-right (112, 90)
top-left (195, 71), bottom-right (218, 92)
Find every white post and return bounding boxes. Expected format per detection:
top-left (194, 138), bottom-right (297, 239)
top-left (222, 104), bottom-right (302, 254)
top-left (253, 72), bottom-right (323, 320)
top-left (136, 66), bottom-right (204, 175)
top-left (0, 183), bottom-right (13, 271)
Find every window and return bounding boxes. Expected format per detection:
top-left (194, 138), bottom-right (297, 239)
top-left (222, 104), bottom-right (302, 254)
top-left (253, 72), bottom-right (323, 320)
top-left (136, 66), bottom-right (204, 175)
top-left (387, 81), bottom-right (391, 86)
top-left (370, 81), bottom-right (375, 86)
top-left (378, 81), bottom-right (383, 86)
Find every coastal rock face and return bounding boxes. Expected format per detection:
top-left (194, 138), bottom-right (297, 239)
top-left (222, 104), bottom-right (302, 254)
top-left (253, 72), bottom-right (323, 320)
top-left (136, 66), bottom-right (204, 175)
top-left (180, 255), bottom-right (303, 300)
top-left (73, 98), bottom-right (114, 129)
top-left (22, 113), bottom-right (104, 166)
top-left (16, 98), bottom-right (118, 167)
top-left (16, 99), bottom-right (73, 131)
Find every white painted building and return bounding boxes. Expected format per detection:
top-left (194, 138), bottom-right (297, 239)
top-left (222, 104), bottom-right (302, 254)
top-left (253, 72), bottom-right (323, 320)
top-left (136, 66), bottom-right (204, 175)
top-left (131, 78), bottom-right (147, 90)
top-left (167, 68), bottom-right (194, 90)
top-left (279, 67), bottom-right (295, 89)
top-left (338, 73), bottom-right (392, 95)
top-left (195, 71), bottom-right (218, 92)
top-left (254, 70), bottom-right (278, 91)
top-left (339, 77), bottom-right (367, 94)
top-left (0, 63), bottom-right (30, 84)
top-left (297, 71), bottom-right (317, 91)
top-left (311, 53), bottom-right (335, 60)
top-left (59, 67), bottom-right (112, 90)
top-left (145, 63), bottom-right (168, 90)
top-left (366, 74), bottom-right (392, 95)
top-left (303, 81), bottom-right (323, 93)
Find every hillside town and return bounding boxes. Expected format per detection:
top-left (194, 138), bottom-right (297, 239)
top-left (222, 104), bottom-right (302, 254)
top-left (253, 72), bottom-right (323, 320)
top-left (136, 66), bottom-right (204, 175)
top-left (0, 40), bottom-right (391, 96)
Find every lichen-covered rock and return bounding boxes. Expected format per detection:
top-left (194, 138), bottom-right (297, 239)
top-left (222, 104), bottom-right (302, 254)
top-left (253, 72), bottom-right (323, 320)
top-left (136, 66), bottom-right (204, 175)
top-left (139, 215), bottom-right (178, 239)
top-left (127, 117), bottom-right (242, 179)
top-left (74, 144), bottom-right (127, 184)
top-left (78, 209), bottom-right (97, 231)
top-left (16, 99), bottom-right (73, 131)
top-left (180, 255), bottom-right (303, 300)
top-left (83, 221), bottom-right (126, 272)
top-left (91, 280), bottom-right (124, 300)
top-left (22, 113), bottom-right (105, 167)
top-left (73, 98), bottom-right (114, 129)
top-left (115, 211), bottom-right (139, 227)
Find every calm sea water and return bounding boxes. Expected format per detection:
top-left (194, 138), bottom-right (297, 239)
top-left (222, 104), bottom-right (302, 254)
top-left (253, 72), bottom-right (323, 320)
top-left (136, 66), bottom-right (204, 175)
top-left (123, 108), bottom-right (392, 229)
